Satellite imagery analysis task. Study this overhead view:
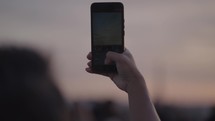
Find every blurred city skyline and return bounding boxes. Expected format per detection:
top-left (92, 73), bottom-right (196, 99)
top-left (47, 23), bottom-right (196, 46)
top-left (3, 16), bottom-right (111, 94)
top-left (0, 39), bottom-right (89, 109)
top-left (0, 0), bottom-right (215, 106)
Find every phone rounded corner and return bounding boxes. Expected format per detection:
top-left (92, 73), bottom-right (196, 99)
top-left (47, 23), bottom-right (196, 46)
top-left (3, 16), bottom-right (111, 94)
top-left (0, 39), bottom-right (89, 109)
top-left (118, 2), bottom-right (124, 6)
top-left (90, 3), bottom-right (96, 9)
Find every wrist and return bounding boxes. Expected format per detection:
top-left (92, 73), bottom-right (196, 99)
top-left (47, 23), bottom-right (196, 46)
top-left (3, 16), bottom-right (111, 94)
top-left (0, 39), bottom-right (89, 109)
top-left (126, 70), bottom-right (147, 94)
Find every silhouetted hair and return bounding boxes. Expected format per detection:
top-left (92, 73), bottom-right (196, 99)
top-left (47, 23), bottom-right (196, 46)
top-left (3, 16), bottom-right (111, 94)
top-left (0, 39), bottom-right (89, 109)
top-left (0, 47), bottom-right (68, 121)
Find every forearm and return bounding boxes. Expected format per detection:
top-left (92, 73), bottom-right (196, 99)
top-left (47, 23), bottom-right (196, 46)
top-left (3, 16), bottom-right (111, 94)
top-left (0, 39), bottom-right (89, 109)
top-left (127, 75), bottom-right (160, 121)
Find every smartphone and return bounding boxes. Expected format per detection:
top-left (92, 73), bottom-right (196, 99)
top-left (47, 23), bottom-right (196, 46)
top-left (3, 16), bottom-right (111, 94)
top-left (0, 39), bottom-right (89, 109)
top-left (91, 2), bottom-right (124, 72)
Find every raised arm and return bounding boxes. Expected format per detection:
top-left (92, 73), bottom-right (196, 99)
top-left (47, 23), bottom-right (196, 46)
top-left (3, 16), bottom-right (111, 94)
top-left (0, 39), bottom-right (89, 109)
top-left (86, 48), bottom-right (160, 121)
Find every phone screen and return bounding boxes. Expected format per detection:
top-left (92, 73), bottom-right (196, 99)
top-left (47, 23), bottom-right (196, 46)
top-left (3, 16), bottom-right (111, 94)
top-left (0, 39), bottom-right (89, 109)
top-left (91, 2), bottom-right (124, 72)
top-left (92, 13), bottom-right (123, 46)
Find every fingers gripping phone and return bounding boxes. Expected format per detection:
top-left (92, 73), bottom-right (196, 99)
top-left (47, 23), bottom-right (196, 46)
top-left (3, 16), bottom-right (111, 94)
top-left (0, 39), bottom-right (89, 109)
top-left (91, 2), bottom-right (124, 72)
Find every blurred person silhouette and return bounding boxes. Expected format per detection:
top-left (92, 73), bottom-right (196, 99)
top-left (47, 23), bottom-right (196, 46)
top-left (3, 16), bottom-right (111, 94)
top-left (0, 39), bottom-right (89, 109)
top-left (0, 46), bottom-right (70, 121)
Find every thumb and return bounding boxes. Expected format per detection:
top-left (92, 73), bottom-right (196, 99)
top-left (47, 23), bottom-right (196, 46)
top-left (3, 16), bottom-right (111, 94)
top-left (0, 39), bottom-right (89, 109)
top-left (105, 51), bottom-right (123, 64)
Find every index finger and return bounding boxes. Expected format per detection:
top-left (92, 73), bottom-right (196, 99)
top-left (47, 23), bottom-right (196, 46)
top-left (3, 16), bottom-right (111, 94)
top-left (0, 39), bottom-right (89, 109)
top-left (87, 52), bottom-right (92, 60)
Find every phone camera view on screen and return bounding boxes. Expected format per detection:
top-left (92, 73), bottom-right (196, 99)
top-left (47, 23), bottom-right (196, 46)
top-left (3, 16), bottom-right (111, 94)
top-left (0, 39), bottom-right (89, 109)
top-left (91, 2), bottom-right (124, 72)
top-left (93, 13), bottom-right (122, 45)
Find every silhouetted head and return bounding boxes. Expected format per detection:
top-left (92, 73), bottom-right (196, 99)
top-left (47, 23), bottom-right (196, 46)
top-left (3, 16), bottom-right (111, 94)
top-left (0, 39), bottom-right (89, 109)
top-left (0, 46), bottom-right (69, 121)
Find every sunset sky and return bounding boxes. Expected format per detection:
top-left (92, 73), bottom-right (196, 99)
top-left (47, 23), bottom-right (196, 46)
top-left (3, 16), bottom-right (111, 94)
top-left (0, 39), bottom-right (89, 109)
top-left (0, 0), bottom-right (215, 105)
